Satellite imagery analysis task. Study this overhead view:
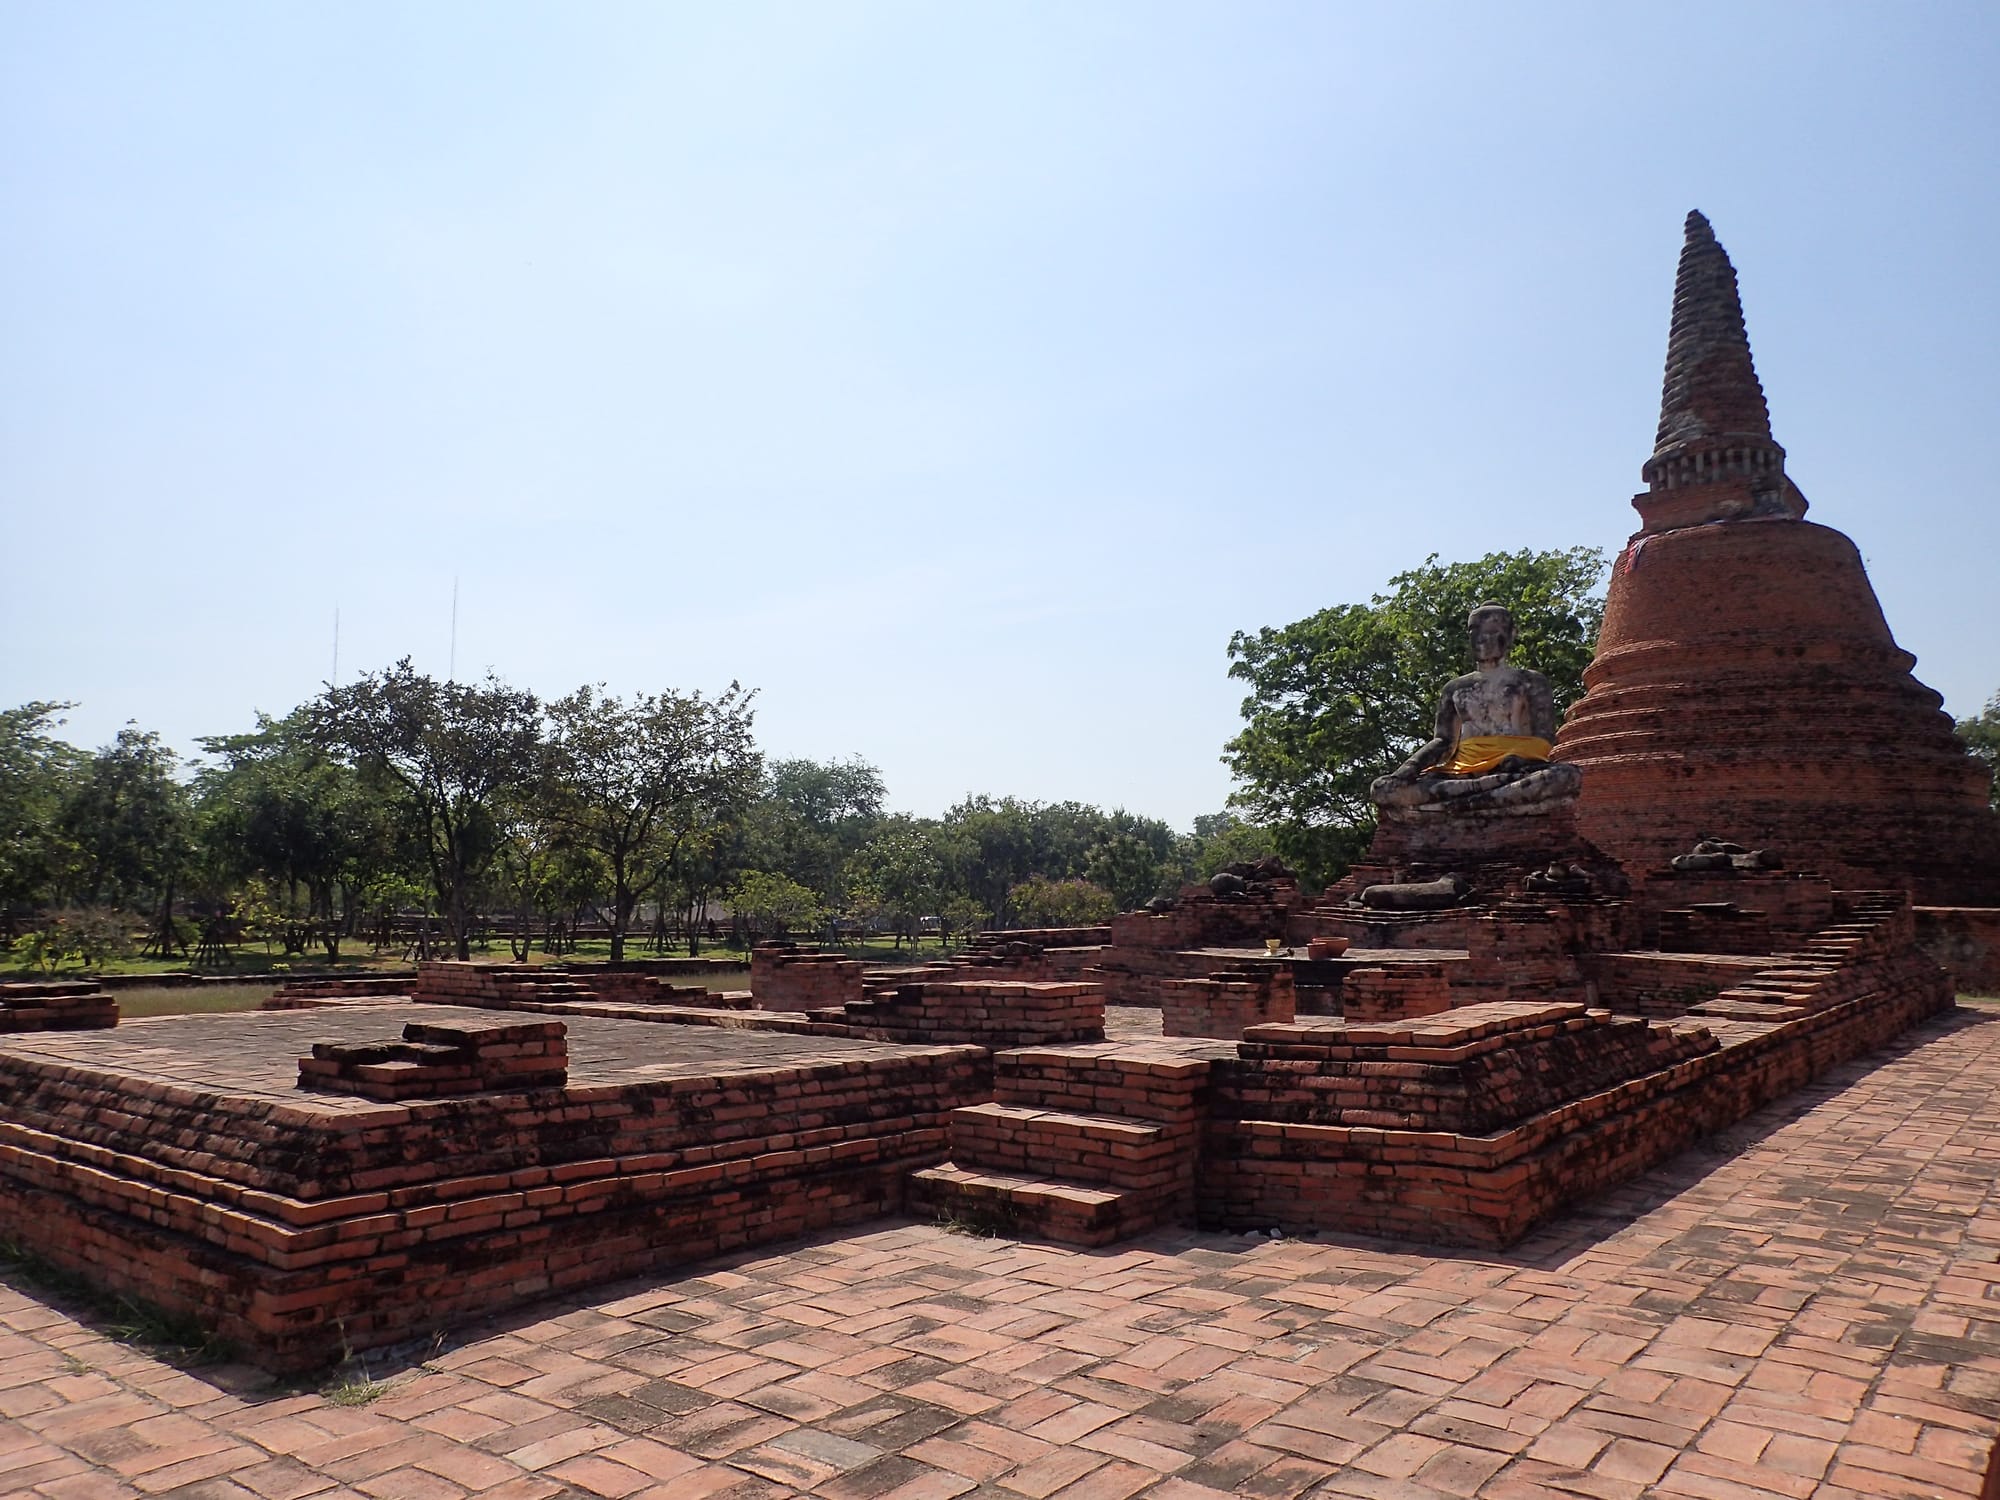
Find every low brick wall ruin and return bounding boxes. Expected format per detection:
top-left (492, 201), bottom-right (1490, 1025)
top-left (1915, 906), bottom-right (2000, 994)
top-left (1340, 963), bottom-right (1456, 1022)
top-left (0, 980), bottom-right (117, 1031)
top-left (297, 1018), bottom-right (568, 1100)
top-left (1636, 869), bottom-right (1835, 940)
top-left (1162, 968), bottom-right (1295, 1038)
top-left (750, 945), bottom-right (865, 1011)
top-left (844, 979), bottom-right (1104, 1048)
top-left (1582, 951), bottom-right (1770, 1018)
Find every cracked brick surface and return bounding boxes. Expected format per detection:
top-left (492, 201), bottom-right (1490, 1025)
top-left (3, 1003), bottom-right (1998, 1499)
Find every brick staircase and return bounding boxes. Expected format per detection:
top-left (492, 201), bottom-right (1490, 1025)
top-left (909, 1039), bottom-right (1229, 1247)
top-left (1693, 891), bottom-right (1915, 1020)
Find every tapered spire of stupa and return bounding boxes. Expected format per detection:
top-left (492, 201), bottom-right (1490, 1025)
top-left (1635, 211), bottom-right (1804, 527)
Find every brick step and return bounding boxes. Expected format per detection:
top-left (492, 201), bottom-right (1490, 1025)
top-left (947, 1102), bottom-right (1186, 1192)
top-left (908, 1163), bottom-right (1157, 1248)
top-left (1714, 987), bottom-right (1813, 1009)
top-left (1690, 996), bottom-right (1803, 1020)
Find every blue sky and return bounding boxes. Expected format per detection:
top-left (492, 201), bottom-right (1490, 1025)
top-left (4, 2), bottom-right (1995, 829)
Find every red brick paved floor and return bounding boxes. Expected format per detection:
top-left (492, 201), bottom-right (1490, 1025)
top-left (4, 1003), bottom-right (1998, 1500)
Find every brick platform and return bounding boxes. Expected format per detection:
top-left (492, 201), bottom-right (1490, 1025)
top-left (2, 1000), bottom-right (1997, 1500)
top-left (0, 1007), bottom-right (984, 1371)
top-left (1205, 956), bottom-right (1950, 1247)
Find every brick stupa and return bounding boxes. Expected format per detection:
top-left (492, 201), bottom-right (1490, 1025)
top-left (1553, 211), bottom-right (2000, 904)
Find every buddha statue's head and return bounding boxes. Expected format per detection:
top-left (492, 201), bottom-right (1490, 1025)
top-left (1468, 603), bottom-right (1516, 669)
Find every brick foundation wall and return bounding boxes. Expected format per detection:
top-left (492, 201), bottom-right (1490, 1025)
top-left (1637, 870), bottom-right (1834, 939)
top-left (1656, 904), bottom-right (1775, 954)
top-left (266, 975), bottom-right (417, 1008)
top-left (951, 936), bottom-right (1109, 983)
top-left (587, 970), bottom-right (732, 1007)
top-left (1215, 1002), bottom-right (1718, 1136)
top-left (0, 1036), bottom-right (985, 1370)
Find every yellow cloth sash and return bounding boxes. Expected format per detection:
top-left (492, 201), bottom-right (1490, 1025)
top-left (1423, 735), bottom-right (1553, 777)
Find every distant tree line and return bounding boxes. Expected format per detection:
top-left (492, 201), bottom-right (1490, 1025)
top-left (0, 662), bottom-right (1278, 971)
top-left (19, 546), bottom-right (1981, 973)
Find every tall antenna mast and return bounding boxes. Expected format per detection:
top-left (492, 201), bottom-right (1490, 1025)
top-left (449, 576), bottom-right (459, 683)
top-left (331, 605), bottom-right (340, 686)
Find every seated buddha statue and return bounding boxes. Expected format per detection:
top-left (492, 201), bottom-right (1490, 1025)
top-left (1369, 603), bottom-right (1583, 815)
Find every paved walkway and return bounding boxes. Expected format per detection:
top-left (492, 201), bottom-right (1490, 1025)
top-left (5, 1005), bottom-right (1999, 1500)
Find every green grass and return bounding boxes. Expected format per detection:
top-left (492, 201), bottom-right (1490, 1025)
top-left (321, 1372), bottom-right (397, 1405)
top-left (8, 948), bottom-right (412, 980)
top-left (115, 983), bottom-right (277, 1018)
top-left (0, 1239), bottom-right (229, 1366)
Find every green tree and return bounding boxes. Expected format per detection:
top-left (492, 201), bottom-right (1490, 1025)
top-left (1006, 875), bottom-right (1116, 928)
top-left (1084, 830), bottom-right (1167, 912)
top-left (1163, 813), bottom-right (1284, 892)
top-left (544, 683), bottom-right (760, 962)
top-left (58, 726), bottom-right (193, 952)
top-left (195, 713), bottom-right (401, 960)
top-left (0, 702), bottom-right (87, 913)
top-left (1959, 690), bottom-right (2000, 808)
top-left (730, 869), bottom-right (826, 941)
top-left (847, 816), bottom-right (946, 949)
top-left (747, 757), bottom-right (885, 912)
top-left (311, 661), bottom-right (543, 960)
top-left (1223, 547), bottom-right (1605, 886)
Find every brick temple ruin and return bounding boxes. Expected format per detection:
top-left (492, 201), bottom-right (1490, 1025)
top-left (0, 211), bottom-right (1991, 1374)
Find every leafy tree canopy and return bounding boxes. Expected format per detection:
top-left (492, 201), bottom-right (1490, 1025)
top-left (309, 660), bottom-right (542, 959)
top-left (0, 702), bottom-right (88, 910)
top-left (543, 682), bottom-right (760, 961)
top-left (1007, 875), bottom-right (1116, 928)
top-left (1222, 547), bottom-right (1606, 885)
